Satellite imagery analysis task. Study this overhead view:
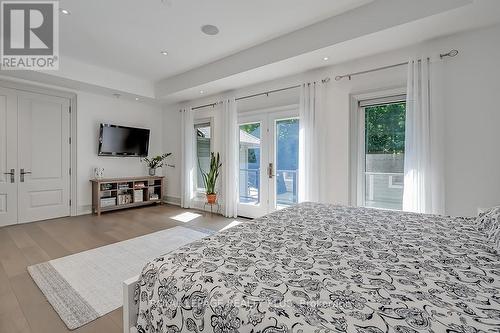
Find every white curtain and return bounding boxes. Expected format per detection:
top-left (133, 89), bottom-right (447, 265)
top-left (180, 107), bottom-right (194, 208)
top-left (403, 57), bottom-right (445, 214)
top-left (298, 82), bottom-right (326, 203)
top-left (221, 98), bottom-right (239, 217)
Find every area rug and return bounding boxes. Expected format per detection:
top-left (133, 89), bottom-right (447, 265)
top-left (28, 226), bottom-right (214, 330)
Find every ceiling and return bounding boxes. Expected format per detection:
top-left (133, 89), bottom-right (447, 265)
top-left (3, 0), bottom-right (499, 103)
top-left (59, 0), bottom-right (372, 81)
top-left (165, 0), bottom-right (500, 103)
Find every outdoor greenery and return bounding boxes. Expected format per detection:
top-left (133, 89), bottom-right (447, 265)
top-left (240, 119), bottom-right (298, 197)
top-left (240, 120), bottom-right (299, 169)
top-left (365, 102), bottom-right (406, 154)
top-left (240, 123), bottom-right (260, 135)
top-left (276, 119), bottom-right (299, 171)
top-left (201, 152), bottom-right (222, 195)
top-left (240, 124), bottom-right (260, 163)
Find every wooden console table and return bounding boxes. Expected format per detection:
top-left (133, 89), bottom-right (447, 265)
top-left (90, 176), bottom-right (164, 216)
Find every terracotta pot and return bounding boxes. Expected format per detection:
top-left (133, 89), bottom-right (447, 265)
top-left (206, 193), bottom-right (217, 204)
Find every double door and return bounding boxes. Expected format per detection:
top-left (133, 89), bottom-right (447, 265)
top-left (238, 109), bottom-right (299, 218)
top-left (0, 86), bottom-right (71, 227)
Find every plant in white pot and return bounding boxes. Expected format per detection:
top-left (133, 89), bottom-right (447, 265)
top-left (201, 152), bottom-right (222, 204)
top-left (143, 153), bottom-right (172, 176)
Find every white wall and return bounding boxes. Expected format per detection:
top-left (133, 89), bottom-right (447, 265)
top-left (163, 24), bottom-right (500, 217)
top-left (77, 92), bottom-right (163, 214)
top-left (162, 106), bottom-right (182, 204)
top-left (439, 25), bottom-right (500, 216)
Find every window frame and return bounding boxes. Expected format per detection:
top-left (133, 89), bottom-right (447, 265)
top-left (349, 88), bottom-right (406, 209)
top-left (194, 118), bottom-right (213, 194)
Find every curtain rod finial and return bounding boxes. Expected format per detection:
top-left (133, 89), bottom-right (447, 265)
top-left (440, 49), bottom-right (458, 59)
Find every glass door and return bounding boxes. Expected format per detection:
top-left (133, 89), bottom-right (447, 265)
top-left (238, 109), bottom-right (299, 218)
top-left (270, 114), bottom-right (299, 210)
top-left (238, 117), bottom-right (268, 218)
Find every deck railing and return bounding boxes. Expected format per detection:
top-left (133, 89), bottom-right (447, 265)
top-left (239, 168), bottom-right (298, 206)
top-left (364, 171), bottom-right (404, 210)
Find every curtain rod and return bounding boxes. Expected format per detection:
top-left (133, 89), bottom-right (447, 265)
top-left (186, 78), bottom-right (330, 112)
top-left (334, 49), bottom-right (459, 81)
top-left (189, 84), bottom-right (301, 111)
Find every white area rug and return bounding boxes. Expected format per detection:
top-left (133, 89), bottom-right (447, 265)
top-left (28, 226), bottom-right (213, 330)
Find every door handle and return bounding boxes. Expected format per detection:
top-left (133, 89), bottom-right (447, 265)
top-left (268, 163), bottom-right (275, 179)
top-left (3, 169), bottom-right (15, 183)
top-left (20, 168), bottom-right (32, 183)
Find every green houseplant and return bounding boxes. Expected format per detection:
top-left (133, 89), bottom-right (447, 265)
top-left (144, 153), bottom-right (172, 176)
top-left (201, 152), bottom-right (222, 204)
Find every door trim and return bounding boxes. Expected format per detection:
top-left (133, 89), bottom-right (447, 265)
top-left (0, 79), bottom-right (78, 217)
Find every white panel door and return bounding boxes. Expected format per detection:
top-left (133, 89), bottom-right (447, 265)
top-left (17, 92), bottom-right (70, 223)
top-left (0, 87), bottom-right (18, 227)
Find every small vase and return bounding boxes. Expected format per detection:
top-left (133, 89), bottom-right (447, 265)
top-left (206, 193), bottom-right (217, 204)
top-left (149, 168), bottom-right (156, 176)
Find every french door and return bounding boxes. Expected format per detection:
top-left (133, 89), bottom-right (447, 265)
top-left (0, 87), bottom-right (18, 225)
top-left (238, 109), bottom-right (299, 218)
top-left (0, 87), bottom-right (71, 227)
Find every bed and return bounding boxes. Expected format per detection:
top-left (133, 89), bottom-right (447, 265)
top-left (126, 202), bottom-right (500, 333)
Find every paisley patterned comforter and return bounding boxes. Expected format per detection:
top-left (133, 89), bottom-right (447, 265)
top-left (135, 203), bottom-right (500, 333)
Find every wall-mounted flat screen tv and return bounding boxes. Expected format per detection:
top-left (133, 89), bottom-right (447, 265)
top-left (98, 124), bottom-right (150, 157)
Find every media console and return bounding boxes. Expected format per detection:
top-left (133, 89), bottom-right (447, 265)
top-left (90, 176), bottom-right (164, 216)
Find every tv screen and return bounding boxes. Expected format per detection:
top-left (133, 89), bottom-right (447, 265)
top-left (98, 124), bottom-right (150, 157)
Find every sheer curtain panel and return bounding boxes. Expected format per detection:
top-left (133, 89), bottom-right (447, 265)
top-left (221, 98), bottom-right (239, 218)
top-left (403, 57), bottom-right (445, 214)
top-left (181, 107), bottom-right (195, 208)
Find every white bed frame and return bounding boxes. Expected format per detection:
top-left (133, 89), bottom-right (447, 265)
top-left (123, 275), bottom-right (140, 333)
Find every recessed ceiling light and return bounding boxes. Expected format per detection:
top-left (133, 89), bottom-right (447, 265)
top-left (135, 97), bottom-right (139, 101)
top-left (160, 50), bottom-right (168, 56)
top-left (60, 8), bottom-right (71, 15)
top-left (199, 90), bottom-right (204, 94)
top-left (201, 25), bottom-right (219, 36)
top-left (323, 57), bottom-right (329, 61)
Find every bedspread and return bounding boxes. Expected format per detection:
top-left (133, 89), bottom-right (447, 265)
top-left (135, 203), bottom-right (500, 333)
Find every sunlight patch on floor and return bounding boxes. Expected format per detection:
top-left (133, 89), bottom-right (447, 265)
top-left (220, 220), bottom-right (243, 231)
top-left (170, 212), bottom-right (202, 223)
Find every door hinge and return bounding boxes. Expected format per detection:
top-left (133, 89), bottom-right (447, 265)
top-left (69, 137), bottom-right (72, 144)
top-left (69, 199), bottom-right (72, 206)
top-left (69, 106), bottom-right (71, 114)
top-left (69, 168), bottom-right (71, 175)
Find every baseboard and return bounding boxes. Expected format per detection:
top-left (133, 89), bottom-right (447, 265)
top-left (164, 196), bottom-right (181, 206)
top-left (77, 205), bottom-right (92, 216)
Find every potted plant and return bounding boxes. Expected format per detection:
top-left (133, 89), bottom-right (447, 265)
top-left (201, 152), bottom-right (222, 204)
top-left (143, 153), bottom-right (172, 176)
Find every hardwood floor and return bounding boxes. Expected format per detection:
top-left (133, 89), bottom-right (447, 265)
top-left (0, 204), bottom-right (241, 333)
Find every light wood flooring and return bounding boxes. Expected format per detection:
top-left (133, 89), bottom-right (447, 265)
top-left (0, 204), bottom-right (241, 333)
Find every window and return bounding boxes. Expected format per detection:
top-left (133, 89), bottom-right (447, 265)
top-left (357, 94), bottom-right (406, 210)
top-left (195, 122), bottom-right (211, 190)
